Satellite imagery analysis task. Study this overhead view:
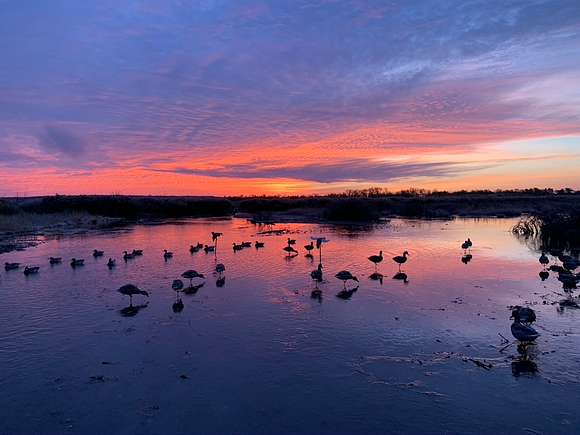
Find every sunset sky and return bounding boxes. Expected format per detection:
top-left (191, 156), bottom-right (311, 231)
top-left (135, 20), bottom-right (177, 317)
top-left (1, 0), bottom-right (579, 196)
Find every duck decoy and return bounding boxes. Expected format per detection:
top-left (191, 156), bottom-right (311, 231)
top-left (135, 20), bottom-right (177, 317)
top-left (304, 242), bottom-right (314, 255)
top-left (123, 251), bottom-right (135, 261)
top-left (70, 258), bottom-right (85, 267)
top-left (181, 270), bottom-right (205, 287)
top-left (93, 249), bottom-right (104, 258)
top-left (393, 251), bottom-right (409, 271)
top-left (172, 279), bottom-right (184, 291)
top-left (255, 241), bottom-right (265, 248)
top-left (335, 270), bottom-right (358, 288)
top-left (511, 306), bottom-right (536, 325)
top-left (539, 252), bottom-right (549, 268)
top-left (311, 263), bottom-right (323, 283)
top-left (4, 262), bottom-right (20, 271)
top-left (283, 245), bottom-right (298, 256)
top-left (368, 250), bottom-right (383, 270)
top-left (511, 321), bottom-right (540, 343)
top-left (132, 250), bottom-right (143, 256)
top-left (204, 245), bottom-right (215, 253)
top-left (107, 258), bottom-right (116, 268)
top-left (23, 266), bottom-right (39, 275)
top-left (287, 238), bottom-right (296, 245)
top-left (49, 257), bottom-right (62, 265)
top-left (215, 263), bottom-right (226, 275)
top-left (117, 284), bottom-right (149, 304)
top-left (163, 250), bottom-right (173, 260)
top-left (233, 243), bottom-right (244, 251)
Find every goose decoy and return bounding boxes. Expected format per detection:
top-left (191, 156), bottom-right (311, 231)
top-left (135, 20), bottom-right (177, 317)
top-left (23, 266), bottom-right (39, 275)
top-left (107, 258), bottom-right (116, 268)
top-left (311, 263), bottom-right (323, 283)
top-left (204, 245), bottom-right (215, 253)
top-left (163, 250), bottom-right (173, 260)
top-left (511, 306), bottom-right (536, 325)
top-left (233, 243), bottom-right (243, 252)
top-left (215, 263), bottom-right (225, 275)
top-left (49, 257), bottom-right (62, 265)
top-left (181, 270), bottom-right (205, 287)
top-left (255, 241), bottom-right (265, 248)
top-left (283, 245), bottom-right (298, 256)
top-left (539, 252), bottom-right (549, 268)
top-left (287, 238), bottom-right (296, 245)
top-left (123, 251), bottom-right (135, 261)
top-left (93, 250), bottom-right (104, 258)
top-left (70, 258), bottom-right (85, 267)
top-left (335, 270), bottom-right (358, 288)
top-left (117, 284), bottom-right (149, 304)
top-left (241, 241), bottom-right (252, 248)
top-left (368, 250), bottom-right (383, 270)
top-left (393, 251), bottom-right (409, 271)
top-left (172, 279), bottom-right (184, 291)
top-left (4, 262), bottom-right (20, 271)
top-left (304, 242), bottom-right (314, 255)
top-left (132, 249), bottom-right (143, 256)
top-left (511, 321), bottom-right (540, 343)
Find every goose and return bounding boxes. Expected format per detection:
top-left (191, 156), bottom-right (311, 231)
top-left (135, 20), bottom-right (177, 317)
top-left (511, 306), bottom-right (536, 325)
top-left (215, 263), bottom-right (226, 275)
top-left (132, 250), bottom-right (143, 256)
top-left (241, 241), bottom-right (252, 248)
top-left (163, 250), bottom-right (173, 259)
top-left (233, 243), bottom-right (244, 251)
top-left (304, 242), bottom-right (314, 254)
top-left (311, 263), bottom-right (323, 282)
top-left (287, 238), bottom-right (296, 245)
top-left (211, 232), bottom-right (223, 243)
top-left (172, 299), bottom-right (185, 313)
top-left (4, 262), bottom-right (20, 271)
top-left (172, 279), bottom-right (184, 291)
top-left (190, 244), bottom-right (202, 253)
top-left (181, 270), bottom-right (205, 287)
top-left (465, 238), bottom-right (472, 248)
top-left (49, 257), bottom-right (62, 265)
top-left (461, 241), bottom-right (470, 252)
top-left (23, 266), bottom-right (39, 275)
top-left (511, 322), bottom-right (540, 343)
top-left (117, 284), bottom-right (149, 303)
top-left (107, 258), bottom-right (116, 268)
top-left (120, 303), bottom-right (148, 317)
top-left (539, 252), bottom-right (549, 268)
top-left (539, 270), bottom-right (549, 281)
top-left (335, 270), bottom-right (358, 288)
top-left (70, 258), bottom-right (85, 267)
top-left (283, 245), bottom-right (298, 256)
top-left (368, 250), bottom-right (383, 270)
top-left (93, 249), bottom-right (104, 258)
top-left (204, 245), bottom-right (215, 253)
top-left (393, 251), bottom-right (409, 271)
top-left (255, 241), bottom-right (265, 248)
top-left (123, 251), bottom-right (135, 261)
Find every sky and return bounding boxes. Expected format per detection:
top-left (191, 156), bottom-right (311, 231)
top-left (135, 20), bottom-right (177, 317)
top-left (0, 0), bottom-right (579, 196)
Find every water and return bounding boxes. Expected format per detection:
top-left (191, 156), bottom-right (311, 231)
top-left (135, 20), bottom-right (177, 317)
top-left (1, 218), bottom-right (579, 434)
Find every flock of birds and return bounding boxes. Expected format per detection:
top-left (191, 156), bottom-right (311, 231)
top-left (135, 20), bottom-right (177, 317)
top-left (4, 229), bottom-right (579, 348)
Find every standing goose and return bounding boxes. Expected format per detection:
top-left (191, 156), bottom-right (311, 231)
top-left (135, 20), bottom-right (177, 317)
top-left (117, 284), bottom-right (149, 304)
top-left (392, 251), bottom-right (409, 271)
top-left (511, 306), bottom-right (536, 325)
top-left (335, 270), bottom-right (358, 288)
top-left (368, 250), bottom-right (383, 271)
top-left (511, 322), bottom-right (540, 343)
top-left (461, 241), bottom-right (470, 253)
top-left (304, 242), bottom-right (314, 255)
top-left (172, 279), bottom-right (184, 291)
top-left (539, 252), bottom-right (549, 268)
top-left (311, 263), bottom-right (323, 283)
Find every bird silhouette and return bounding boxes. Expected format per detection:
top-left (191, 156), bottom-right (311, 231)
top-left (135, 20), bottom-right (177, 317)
top-left (335, 270), bottom-right (358, 288)
top-left (392, 251), bottom-right (409, 271)
top-left (368, 250), bottom-right (383, 271)
top-left (118, 284), bottom-right (149, 304)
